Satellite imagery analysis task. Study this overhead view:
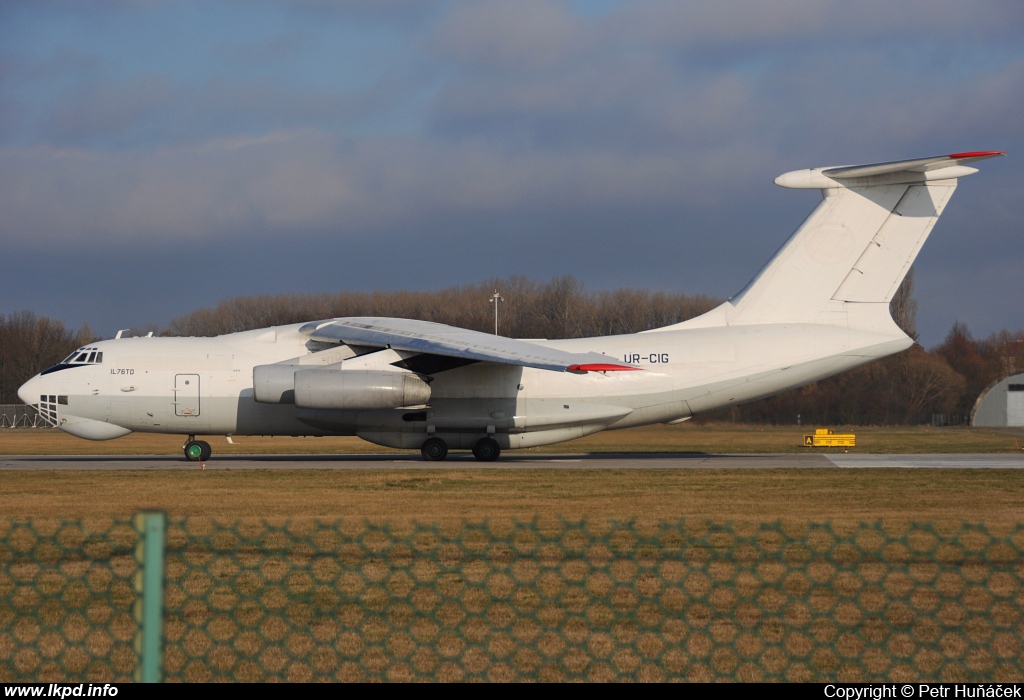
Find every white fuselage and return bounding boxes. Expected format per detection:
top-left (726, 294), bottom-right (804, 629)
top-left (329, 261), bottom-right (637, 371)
top-left (24, 149), bottom-right (990, 455)
top-left (18, 313), bottom-right (910, 451)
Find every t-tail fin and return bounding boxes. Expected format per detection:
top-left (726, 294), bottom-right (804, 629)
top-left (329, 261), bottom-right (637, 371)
top-left (675, 151), bottom-right (1003, 330)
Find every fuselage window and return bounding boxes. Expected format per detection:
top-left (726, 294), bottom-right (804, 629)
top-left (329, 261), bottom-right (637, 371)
top-left (58, 396), bottom-right (68, 405)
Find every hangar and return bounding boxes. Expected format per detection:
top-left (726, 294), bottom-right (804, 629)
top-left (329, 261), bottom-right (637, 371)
top-left (972, 373), bottom-right (1024, 427)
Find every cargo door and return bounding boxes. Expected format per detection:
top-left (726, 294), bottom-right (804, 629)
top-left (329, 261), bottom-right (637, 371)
top-left (174, 374), bottom-right (201, 417)
top-left (1008, 384), bottom-right (1024, 427)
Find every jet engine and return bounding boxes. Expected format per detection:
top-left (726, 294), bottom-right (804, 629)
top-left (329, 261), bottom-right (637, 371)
top-left (253, 364), bottom-right (431, 410)
top-left (253, 364), bottom-right (300, 404)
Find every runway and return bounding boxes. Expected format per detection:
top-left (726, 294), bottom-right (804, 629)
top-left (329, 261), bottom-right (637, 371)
top-left (2, 452), bottom-right (1022, 470)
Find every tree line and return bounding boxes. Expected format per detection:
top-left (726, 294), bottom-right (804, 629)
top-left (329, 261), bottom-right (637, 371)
top-left (0, 311), bottom-right (94, 407)
top-left (3, 274), bottom-right (1021, 425)
top-left (715, 323), bottom-right (1024, 425)
top-left (165, 275), bottom-right (720, 341)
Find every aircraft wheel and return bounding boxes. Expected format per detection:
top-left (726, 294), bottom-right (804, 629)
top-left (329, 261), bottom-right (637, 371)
top-left (472, 437), bottom-right (501, 462)
top-left (184, 440), bottom-right (203, 462)
top-left (421, 437), bottom-right (448, 461)
top-left (184, 439), bottom-right (213, 462)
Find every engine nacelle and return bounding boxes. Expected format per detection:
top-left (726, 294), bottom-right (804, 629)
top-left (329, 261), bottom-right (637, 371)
top-left (293, 369), bottom-right (431, 410)
top-left (253, 364), bottom-right (299, 404)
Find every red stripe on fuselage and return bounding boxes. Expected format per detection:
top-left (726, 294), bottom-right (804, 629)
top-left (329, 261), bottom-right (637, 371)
top-left (567, 364), bottom-right (641, 372)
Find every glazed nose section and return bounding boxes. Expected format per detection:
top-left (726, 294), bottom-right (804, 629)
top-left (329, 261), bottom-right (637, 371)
top-left (18, 375), bottom-right (41, 406)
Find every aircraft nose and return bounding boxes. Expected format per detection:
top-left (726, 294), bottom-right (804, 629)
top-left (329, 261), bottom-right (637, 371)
top-left (18, 375), bottom-right (41, 406)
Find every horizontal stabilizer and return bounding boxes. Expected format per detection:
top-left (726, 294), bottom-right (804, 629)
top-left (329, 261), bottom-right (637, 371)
top-left (775, 151), bottom-right (1003, 189)
top-left (824, 151), bottom-right (1004, 178)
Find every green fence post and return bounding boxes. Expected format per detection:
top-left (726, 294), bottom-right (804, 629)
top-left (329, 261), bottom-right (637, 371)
top-left (133, 511), bottom-right (166, 683)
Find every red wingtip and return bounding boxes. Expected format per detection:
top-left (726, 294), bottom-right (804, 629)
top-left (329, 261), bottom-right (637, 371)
top-left (949, 151), bottom-right (1005, 159)
top-left (568, 363), bottom-right (641, 372)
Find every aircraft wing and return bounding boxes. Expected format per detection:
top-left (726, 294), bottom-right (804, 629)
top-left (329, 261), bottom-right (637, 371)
top-left (299, 317), bottom-right (637, 373)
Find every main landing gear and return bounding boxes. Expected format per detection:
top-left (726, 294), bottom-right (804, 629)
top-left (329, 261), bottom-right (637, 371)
top-left (420, 437), bottom-right (448, 461)
top-left (472, 438), bottom-right (500, 462)
top-left (419, 437), bottom-right (502, 462)
top-left (184, 435), bottom-right (212, 462)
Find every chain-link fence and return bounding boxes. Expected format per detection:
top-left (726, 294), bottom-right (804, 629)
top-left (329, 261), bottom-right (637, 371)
top-left (0, 520), bottom-right (137, 681)
top-left (0, 405), bottom-right (49, 429)
top-left (2, 518), bottom-right (1022, 682)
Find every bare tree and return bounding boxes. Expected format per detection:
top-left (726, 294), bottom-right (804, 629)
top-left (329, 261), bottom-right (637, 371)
top-left (0, 312), bottom-right (92, 403)
top-left (890, 266), bottom-right (918, 341)
top-left (166, 276), bottom-right (720, 340)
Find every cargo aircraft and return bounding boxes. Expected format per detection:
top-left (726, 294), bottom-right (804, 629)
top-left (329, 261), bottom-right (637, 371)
top-left (19, 152), bottom-right (1003, 462)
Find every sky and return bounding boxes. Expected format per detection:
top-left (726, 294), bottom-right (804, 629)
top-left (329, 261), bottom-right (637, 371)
top-left (1, 0), bottom-right (1022, 347)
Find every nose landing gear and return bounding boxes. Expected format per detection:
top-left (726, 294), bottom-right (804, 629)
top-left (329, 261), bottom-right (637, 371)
top-left (184, 436), bottom-right (212, 462)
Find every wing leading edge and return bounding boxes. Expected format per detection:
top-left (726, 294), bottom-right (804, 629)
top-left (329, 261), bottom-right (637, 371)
top-left (300, 317), bottom-right (639, 373)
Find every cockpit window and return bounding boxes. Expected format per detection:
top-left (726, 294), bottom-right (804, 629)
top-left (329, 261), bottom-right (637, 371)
top-left (41, 347), bottom-right (104, 376)
top-left (61, 348), bottom-right (104, 365)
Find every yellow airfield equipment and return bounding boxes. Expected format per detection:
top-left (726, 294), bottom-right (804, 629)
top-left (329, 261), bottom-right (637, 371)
top-left (803, 428), bottom-right (856, 448)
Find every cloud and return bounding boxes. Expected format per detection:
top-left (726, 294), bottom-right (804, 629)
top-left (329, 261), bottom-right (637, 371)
top-left (430, 0), bottom-right (589, 72)
top-left (4, 12), bottom-right (1022, 249)
top-left (613, 0), bottom-right (1024, 47)
top-left (29, 70), bottom-right (428, 148)
top-left (0, 46), bottom-right (104, 86)
top-left (2, 0), bottom-right (1022, 343)
top-left (274, 0), bottom-right (445, 23)
top-left (428, 50), bottom-right (762, 154)
top-left (212, 32), bottom-right (308, 65)
top-left (0, 123), bottom-right (785, 247)
top-left (45, 74), bottom-right (182, 145)
top-left (0, 131), bottom-right (347, 243)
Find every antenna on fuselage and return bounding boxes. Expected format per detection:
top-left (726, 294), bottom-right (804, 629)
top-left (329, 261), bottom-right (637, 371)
top-left (114, 329), bottom-right (129, 339)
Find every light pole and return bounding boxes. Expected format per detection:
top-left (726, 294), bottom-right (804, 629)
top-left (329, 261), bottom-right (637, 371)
top-left (489, 290), bottom-right (503, 335)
